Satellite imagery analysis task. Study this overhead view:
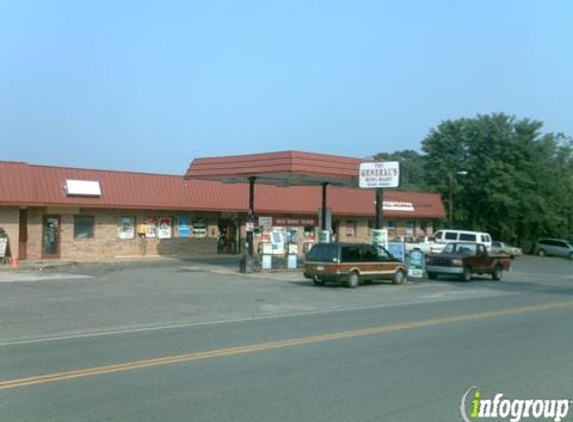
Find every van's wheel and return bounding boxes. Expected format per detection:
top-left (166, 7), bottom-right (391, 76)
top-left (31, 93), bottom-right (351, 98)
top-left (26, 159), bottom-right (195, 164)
top-left (492, 265), bottom-right (503, 281)
top-left (461, 266), bottom-right (471, 282)
top-left (569, 252), bottom-right (573, 260)
top-left (537, 249), bottom-right (546, 257)
top-left (393, 269), bottom-right (405, 285)
top-left (428, 272), bottom-right (438, 280)
top-left (346, 271), bottom-right (360, 288)
top-left (313, 275), bottom-right (325, 286)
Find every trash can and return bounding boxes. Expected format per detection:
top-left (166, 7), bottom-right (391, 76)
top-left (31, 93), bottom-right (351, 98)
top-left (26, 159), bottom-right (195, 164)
top-left (239, 255), bottom-right (254, 273)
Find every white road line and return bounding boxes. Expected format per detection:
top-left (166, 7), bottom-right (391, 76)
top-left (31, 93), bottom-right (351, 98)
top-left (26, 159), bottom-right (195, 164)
top-left (0, 290), bottom-right (516, 347)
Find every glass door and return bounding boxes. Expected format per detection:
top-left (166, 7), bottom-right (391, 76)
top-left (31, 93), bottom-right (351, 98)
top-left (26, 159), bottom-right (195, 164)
top-left (42, 216), bottom-right (60, 259)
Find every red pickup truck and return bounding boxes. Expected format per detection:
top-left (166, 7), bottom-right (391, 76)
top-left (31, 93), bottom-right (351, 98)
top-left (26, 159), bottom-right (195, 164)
top-left (425, 242), bottom-right (511, 281)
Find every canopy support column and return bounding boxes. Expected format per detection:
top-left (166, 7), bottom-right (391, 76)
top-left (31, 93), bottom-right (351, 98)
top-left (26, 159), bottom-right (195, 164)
top-left (375, 188), bottom-right (383, 229)
top-left (247, 176), bottom-right (256, 257)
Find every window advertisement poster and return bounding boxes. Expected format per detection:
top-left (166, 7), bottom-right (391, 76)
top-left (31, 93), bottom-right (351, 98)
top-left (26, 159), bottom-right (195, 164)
top-left (117, 217), bottom-right (135, 239)
top-left (284, 229), bottom-right (298, 245)
top-left (192, 218), bottom-right (207, 238)
top-left (157, 217), bottom-right (172, 239)
top-left (261, 242), bottom-right (273, 254)
top-left (270, 229), bottom-right (284, 255)
top-left (145, 217), bottom-right (157, 238)
top-left (178, 215), bottom-right (191, 238)
top-left (261, 254), bottom-right (272, 270)
top-left (387, 242), bottom-right (406, 262)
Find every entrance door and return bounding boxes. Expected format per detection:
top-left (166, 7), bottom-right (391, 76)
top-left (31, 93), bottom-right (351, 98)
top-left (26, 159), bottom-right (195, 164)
top-left (18, 209), bottom-right (28, 260)
top-left (217, 219), bottom-right (237, 254)
top-left (42, 215), bottom-right (60, 259)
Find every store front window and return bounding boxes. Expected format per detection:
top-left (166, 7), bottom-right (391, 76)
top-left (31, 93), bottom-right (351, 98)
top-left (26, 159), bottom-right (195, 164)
top-left (406, 221), bottom-right (416, 236)
top-left (74, 215), bottom-right (95, 239)
top-left (345, 220), bottom-right (356, 238)
top-left (178, 215), bottom-right (191, 237)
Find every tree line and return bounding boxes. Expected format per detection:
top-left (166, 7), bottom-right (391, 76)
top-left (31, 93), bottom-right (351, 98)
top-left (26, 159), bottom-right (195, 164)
top-left (374, 113), bottom-right (573, 251)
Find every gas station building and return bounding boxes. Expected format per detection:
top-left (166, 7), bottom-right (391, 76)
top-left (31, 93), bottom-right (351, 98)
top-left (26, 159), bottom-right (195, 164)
top-left (0, 152), bottom-right (445, 261)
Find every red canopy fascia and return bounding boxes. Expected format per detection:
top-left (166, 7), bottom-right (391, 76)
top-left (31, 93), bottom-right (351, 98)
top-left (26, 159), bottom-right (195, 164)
top-left (184, 150), bottom-right (364, 187)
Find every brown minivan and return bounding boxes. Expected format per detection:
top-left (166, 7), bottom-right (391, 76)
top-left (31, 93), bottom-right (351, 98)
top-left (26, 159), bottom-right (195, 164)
top-left (304, 242), bottom-right (407, 288)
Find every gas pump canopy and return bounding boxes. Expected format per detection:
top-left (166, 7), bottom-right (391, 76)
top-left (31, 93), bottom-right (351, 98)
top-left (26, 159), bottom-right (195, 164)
top-left (184, 150), bottom-right (363, 187)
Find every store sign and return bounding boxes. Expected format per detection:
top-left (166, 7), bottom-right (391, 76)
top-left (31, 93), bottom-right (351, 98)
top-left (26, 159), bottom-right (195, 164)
top-left (258, 216), bottom-right (273, 227)
top-left (359, 162), bottom-right (400, 188)
top-left (0, 238), bottom-right (7, 259)
top-left (384, 201), bottom-right (415, 212)
top-left (65, 179), bottom-right (101, 197)
top-left (273, 217), bottom-right (317, 226)
top-left (407, 248), bottom-right (425, 278)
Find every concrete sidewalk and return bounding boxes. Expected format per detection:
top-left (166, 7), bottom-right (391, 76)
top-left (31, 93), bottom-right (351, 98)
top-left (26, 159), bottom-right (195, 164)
top-left (0, 255), bottom-right (184, 272)
top-left (0, 254), bottom-right (305, 278)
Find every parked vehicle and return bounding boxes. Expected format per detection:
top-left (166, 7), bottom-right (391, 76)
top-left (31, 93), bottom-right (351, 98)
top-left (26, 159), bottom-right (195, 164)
top-left (425, 242), bottom-right (511, 281)
top-left (304, 242), bottom-right (406, 288)
top-left (534, 238), bottom-right (573, 259)
top-left (491, 241), bottom-right (522, 259)
top-left (405, 236), bottom-right (435, 254)
top-left (430, 230), bottom-right (492, 253)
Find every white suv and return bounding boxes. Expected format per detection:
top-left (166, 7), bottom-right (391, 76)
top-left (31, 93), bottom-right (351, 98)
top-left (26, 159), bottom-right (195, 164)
top-left (431, 230), bottom-right (492, 253)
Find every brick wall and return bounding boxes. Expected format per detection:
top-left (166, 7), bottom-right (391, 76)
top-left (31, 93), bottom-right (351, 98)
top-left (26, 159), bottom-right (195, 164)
top-left (23, 208), bottom-right (219, 260)
top-left (26, 208), bottom-right (43, 259)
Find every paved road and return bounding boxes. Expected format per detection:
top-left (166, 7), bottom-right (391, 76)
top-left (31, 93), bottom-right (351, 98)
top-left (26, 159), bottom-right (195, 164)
top-left (0, 256), bottom-right (572, 421)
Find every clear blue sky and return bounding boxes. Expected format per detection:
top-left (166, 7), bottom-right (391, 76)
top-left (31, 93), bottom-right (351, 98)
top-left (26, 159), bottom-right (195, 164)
top-left (1, 0), bottom-right (571, 174)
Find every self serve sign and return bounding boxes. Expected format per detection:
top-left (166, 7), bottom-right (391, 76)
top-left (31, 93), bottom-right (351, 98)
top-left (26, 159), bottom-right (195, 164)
top-left (359, 162), bottom-right (400, 188)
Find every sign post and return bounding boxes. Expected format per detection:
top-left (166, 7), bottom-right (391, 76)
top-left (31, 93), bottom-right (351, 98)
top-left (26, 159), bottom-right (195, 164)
top-left (359, 161), bottom-right (400, 251)
top-left (0, 237), bottom-right (8, 264)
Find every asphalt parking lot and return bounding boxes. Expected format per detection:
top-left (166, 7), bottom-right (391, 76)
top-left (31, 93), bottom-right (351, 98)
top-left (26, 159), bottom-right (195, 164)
top-left (0, 254), bottom-right (571, 344)
top-left (2, 254), bottom-right (573, 422)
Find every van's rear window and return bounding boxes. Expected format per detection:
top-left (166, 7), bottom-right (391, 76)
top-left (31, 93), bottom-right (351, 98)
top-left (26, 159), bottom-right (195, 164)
top-left (306, 244), bottom-right (338, 261)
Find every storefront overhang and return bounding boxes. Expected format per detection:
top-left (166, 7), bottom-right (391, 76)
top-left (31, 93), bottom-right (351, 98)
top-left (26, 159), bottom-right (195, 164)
top-left (184, 150), bottom-right (363, 187)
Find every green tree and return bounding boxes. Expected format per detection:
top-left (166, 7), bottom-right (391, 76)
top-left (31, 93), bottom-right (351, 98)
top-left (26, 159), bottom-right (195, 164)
top-left (373, 149), bottom-right (426, 190)
top-left (421, 113), bottom-right (573, 249)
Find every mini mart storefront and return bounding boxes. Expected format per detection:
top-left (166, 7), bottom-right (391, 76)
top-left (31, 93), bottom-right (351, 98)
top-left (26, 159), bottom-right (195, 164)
top-left (0, 161), bottom-right (444, 262)
top-left (2, 206), bottom-right (438, 262)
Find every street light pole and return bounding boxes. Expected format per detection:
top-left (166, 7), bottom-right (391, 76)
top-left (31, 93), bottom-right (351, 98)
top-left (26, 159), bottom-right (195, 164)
top-left (448, 170), bottom-right (467, 229)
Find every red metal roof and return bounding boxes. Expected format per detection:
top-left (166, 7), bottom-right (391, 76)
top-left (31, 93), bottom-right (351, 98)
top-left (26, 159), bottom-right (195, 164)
top-left (0, 161), bottom-right (445, 218)
top-left (185, 150), bottom-right (363, 187)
